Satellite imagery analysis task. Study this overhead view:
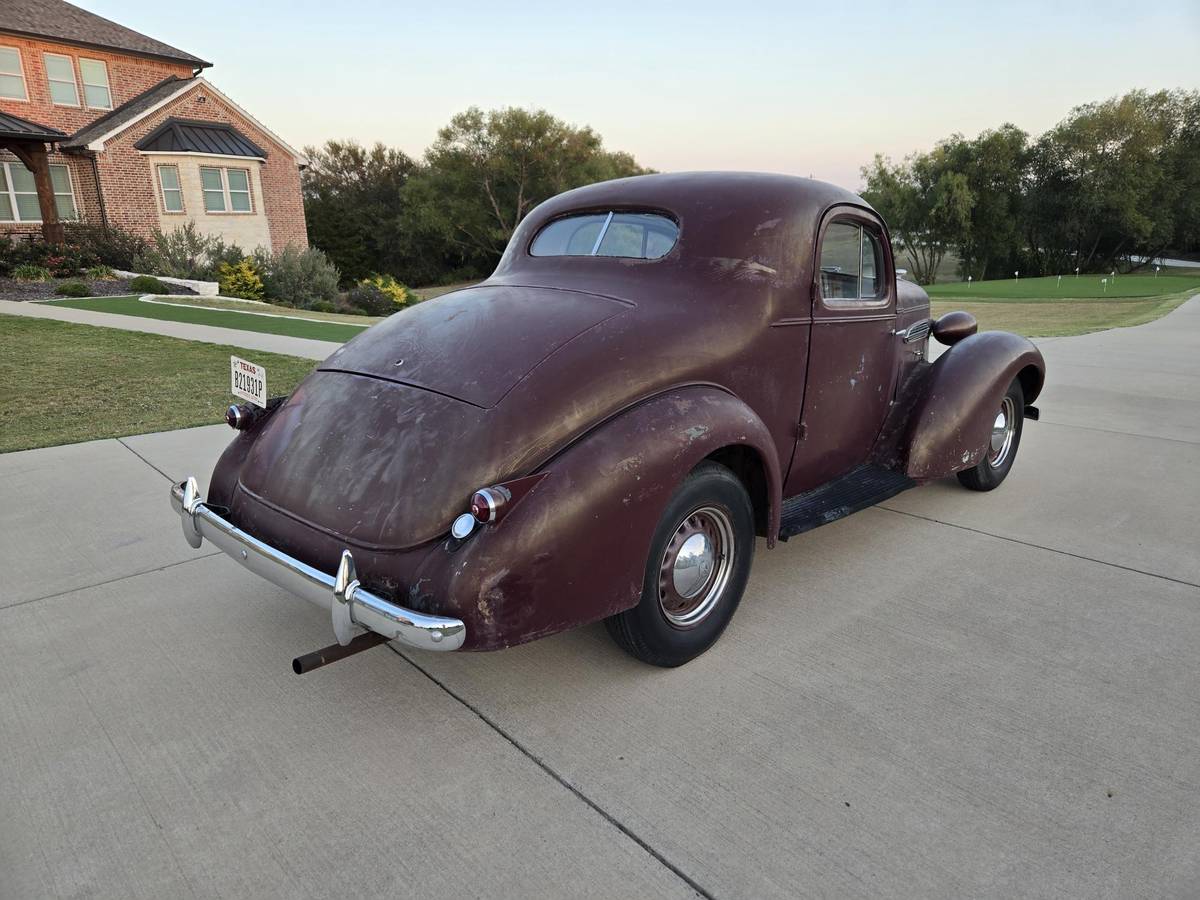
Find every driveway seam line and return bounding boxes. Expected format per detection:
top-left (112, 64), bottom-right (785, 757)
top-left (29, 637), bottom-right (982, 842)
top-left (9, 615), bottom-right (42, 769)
top-left (875, 505), bottom-right (1200, 589)
top-left (3, 552), bottom-right (221, 611)
top-left (1036, 420), bottom-right (1200, 446)
top-left (386, 645), bottom-right (712, 900)
top-left (116, 437), bottom-right (175, 482)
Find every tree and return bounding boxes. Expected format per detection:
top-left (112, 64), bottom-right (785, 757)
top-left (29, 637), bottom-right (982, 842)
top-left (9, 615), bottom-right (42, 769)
top-left (861, 148), bottom-right (973, 284)
top-left (303, 140), bottom-right (459, 285)
top-left (411, 107), bottom-right (648, 271)
top-left (1025, 90), bottom-right (1191, 274)
top-left (942, 125), bottom-right (1029, 280)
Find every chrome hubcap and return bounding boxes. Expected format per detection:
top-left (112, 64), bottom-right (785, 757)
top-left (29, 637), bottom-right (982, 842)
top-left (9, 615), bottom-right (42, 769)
top-left (989, 396), bottom-right (1017, 468)
top-left (658, 506), bottom-right (734, 628)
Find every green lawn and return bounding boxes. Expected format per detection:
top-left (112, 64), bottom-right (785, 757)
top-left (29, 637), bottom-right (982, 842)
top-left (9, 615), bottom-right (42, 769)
top-left (924, 272), bottom-right (1200, 336)
top-left (0, 316), bottom-right (316, 452)
top-left (42, 295), bottom-right (372, 342)
top-left (926, 272), bottom-right (1200, 301)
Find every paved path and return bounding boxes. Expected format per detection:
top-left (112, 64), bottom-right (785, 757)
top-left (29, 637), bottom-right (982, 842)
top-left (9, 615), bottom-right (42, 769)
top-left (0, 298), bottom-right (340, 360)
top-left (1, 299), bottom-right (1198, 898)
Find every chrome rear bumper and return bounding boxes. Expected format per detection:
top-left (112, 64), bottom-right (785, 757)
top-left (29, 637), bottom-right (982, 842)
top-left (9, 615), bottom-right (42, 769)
top-left (170, 477), bottom-right (466, 651)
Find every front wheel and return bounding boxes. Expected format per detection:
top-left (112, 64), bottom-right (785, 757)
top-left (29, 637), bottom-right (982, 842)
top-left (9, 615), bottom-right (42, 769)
top-left (605, 461), bottom-right (755, 667)
top-left (957, 378), bottom-right (1025, 491)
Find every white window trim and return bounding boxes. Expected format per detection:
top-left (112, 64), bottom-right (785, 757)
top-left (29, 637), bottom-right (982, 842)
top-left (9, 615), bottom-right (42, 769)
top-left (199, 165), bottom-right (254, 215)
top-left (0, 160), bottom-right (79, 224)
top-left (137, 150), bottom-right (266, 163)
top-left (78, 57), bottom-right (113, 110)
top-left (0, 45), bottom-right (29, 102)
top-left (43, 52), bottom-right (80, 107)
top-left (156, 164), bottom-right (184, 214)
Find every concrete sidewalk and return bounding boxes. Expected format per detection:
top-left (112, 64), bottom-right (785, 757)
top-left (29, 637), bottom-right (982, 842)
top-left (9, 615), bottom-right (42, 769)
top-left (1, 298), bottom-right (1198, 898)
top-left (0, 298), bottom-right (341, 360)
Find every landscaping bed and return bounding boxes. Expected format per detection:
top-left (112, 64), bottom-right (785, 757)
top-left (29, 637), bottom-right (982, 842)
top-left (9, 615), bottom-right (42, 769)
top-left (0, 276), bottom-right (195, 302)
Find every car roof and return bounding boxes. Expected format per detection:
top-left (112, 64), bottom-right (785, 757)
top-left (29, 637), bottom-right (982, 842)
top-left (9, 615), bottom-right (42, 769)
top-left (492, 172), bottom-right (876, 306)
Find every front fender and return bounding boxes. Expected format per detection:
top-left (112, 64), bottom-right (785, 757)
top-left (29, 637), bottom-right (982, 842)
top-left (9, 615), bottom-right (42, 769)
top-left (417, 386), bottom-right (782, 650)
top-left (902, 331), bottom-right (1045, 480)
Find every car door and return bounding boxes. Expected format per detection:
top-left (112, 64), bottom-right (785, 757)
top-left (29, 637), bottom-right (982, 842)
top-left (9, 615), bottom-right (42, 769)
top-left (785, 207), bottom-right (898, 494)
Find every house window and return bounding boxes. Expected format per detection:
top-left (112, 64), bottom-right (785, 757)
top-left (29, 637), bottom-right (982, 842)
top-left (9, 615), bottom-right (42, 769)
top-left (0, 46), bottom-right (28, 101)
top-left (157, 165), bottom-right (183, 212)
top-left (79, 58), bottom-right (112, 109)
top-left (199, 165), bottom-right (253, 213)
top-left (43, 53), bottom-right (79, 106)
top-left (0, 161), bottom-right (78, 222)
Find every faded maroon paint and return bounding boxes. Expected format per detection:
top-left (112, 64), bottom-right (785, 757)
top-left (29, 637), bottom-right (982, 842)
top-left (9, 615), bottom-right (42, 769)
top-left (903, 331), bottom-right (1044, 479)
top-left (206, 172), bottom-right (1045, 651)
top-left (932, 310), bottom-right (979, 345)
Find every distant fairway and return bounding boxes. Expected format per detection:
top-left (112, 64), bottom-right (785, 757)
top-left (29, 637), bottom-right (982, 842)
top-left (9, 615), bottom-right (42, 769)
top-left (924, 272), bottom-right (1200, 337)
top-left (926, 272), bottom-right (1200, 301)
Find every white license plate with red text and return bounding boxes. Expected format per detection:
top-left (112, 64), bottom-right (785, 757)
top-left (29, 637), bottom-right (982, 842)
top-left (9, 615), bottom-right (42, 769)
top-left (231, 356), bottom-right (267, 408)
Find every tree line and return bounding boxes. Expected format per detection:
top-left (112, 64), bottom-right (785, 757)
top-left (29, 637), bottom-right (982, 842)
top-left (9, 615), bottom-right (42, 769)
top-left (304, 90), bottom-right (1199, 288)
top-left (302, 107), bottom-right (647, 287)
top-left (861, 89), bottom-right (1200, 283)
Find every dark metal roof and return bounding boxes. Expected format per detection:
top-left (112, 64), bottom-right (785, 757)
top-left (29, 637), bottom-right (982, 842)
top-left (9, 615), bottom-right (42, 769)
top-left (134, 117), bottom-right (267, 158)
top-left (62, 76), bottom-right (189, 149)
top-left (0, 109), bottom-right (67, 142)
top-left (0, 0), bottom-right (210, 67)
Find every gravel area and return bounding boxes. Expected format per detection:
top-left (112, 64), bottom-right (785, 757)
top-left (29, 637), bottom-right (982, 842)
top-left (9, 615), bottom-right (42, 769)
top-left (0, 277), bottom-right (197, 301)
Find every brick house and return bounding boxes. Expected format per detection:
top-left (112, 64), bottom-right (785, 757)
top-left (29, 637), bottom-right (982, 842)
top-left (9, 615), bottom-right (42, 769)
top-left (0, 0), bottom-right (307, 251)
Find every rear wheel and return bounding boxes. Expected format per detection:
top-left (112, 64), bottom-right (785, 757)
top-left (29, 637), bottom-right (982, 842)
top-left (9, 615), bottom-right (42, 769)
top-left (957, 379), bottom-right (1025, 491)
top-left (605, 461), bottom-right (755, 667)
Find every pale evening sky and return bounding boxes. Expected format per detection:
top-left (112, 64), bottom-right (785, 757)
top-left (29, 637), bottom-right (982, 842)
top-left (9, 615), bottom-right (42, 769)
top-left (87, 0), bottom-right (1199, 190)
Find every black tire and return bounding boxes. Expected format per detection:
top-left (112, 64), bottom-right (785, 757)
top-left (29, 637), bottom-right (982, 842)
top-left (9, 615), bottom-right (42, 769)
top-left (957, 378), bottom-right (1025, 491)
top-left (605, 461), bottom-right (755, 667)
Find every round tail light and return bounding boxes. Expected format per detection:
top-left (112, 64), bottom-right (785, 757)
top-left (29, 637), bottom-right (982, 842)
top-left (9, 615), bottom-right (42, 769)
top-left (470, 486), bottom-right (512, 523)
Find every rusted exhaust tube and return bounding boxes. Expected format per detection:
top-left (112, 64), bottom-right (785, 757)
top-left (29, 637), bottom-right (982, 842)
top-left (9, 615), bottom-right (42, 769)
top-left (293, 631), bottom-right (390, 674)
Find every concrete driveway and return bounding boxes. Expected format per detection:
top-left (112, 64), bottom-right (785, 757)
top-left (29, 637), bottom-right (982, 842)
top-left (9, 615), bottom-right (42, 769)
top-left (2, 299), bottom-right (1198, 899)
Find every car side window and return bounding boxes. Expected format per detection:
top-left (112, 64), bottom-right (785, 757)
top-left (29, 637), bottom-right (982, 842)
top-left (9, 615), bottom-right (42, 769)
top-left (819, 219), bottom-right (887, 303)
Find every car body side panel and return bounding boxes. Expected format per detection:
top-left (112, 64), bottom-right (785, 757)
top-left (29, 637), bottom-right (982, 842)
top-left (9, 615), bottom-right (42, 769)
top-left (901, 331), bottom-right (1045, 480)
top-left (417, 386), bottom-right (783, 650)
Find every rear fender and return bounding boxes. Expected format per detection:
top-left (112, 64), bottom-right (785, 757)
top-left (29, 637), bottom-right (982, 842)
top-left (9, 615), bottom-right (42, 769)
top-left (420, 386), bottom-right (782, 650)
top-left (902, 331), bottom-right (1045, 480)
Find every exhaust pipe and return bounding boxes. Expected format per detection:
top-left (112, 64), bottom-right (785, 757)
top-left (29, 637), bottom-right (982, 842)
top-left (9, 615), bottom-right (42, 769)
top-left (293, 631), bottom-right (390, 674)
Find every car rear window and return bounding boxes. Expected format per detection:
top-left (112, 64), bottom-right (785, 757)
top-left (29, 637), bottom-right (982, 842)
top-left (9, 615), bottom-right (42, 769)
top-left (530, 211), bottom-right (679, 259)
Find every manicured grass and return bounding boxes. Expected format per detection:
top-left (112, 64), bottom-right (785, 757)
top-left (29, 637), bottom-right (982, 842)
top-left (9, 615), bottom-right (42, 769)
top-left (926, 272), bottom-right (1200, 301)
top-left (41, 294), bottom-right (372, 342)
top-left (924, 272), bottom-right (1200, 336)
top-left (138, 294), bottom-right (386, 324)
top-left (0, 316), bottom-right (316, 452)
top-left (930, 294), bottom-right (1194, 338)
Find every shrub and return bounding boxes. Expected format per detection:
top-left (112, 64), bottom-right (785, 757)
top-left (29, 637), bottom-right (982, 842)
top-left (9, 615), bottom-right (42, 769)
top-left (361, 273), bottom-right (418, 307)
top-left (56, 281), bottom-right (91, 297)
top-left (43, 244), bottom-right (97, 278)
top-left (310, 299), bottom-right (337, 313)
top-left (217, 258), bottom-right (265, 301)
top-left (343, 282), bottom-right (397, 317)
top-left (259, 246), bottom-right (340, 309)
top-left (64, 224), bottom-right (148, 271)
top-left (130, 274), bottom-right (170, 295)
top-left (139, 222), bottom-right (213, 280)
top-left (84, 264), bottom-right (116, 280)
top-left (12, 263), bottom-right (52, 282)
top-left (208, 236), bottom-right (247, 272)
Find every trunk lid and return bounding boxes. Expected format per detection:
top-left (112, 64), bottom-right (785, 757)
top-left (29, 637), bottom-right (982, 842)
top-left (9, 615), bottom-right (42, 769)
top-left (319, 284), bottom-right (628, 408)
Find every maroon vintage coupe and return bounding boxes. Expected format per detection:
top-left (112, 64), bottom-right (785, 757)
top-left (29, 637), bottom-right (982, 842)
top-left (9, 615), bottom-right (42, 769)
top-left (172, 172), bottom-right (1045, 671)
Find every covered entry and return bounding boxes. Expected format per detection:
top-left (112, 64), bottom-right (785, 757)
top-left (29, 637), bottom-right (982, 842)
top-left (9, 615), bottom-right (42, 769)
top-left (0, 110), bottom-right (69, 243)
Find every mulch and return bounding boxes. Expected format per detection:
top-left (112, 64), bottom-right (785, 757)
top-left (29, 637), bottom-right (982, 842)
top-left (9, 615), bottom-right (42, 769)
top-left (0, 277), bottom-right (197, 301)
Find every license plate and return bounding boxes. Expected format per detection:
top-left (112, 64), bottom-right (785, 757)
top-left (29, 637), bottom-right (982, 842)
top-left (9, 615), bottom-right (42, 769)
top-left (231, 355), bottom-right (267, 408)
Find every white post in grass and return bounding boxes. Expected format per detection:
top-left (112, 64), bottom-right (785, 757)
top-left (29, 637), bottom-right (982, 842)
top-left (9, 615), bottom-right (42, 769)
top-left (1014, 270), bottom-right (1019, 281)
top-left (1155, 265), bottom-right (1160, 278)
top-left (967, 275), bottom-right (973, 288)
top-left (1076, 267), bottom-right (1080, 278)
top-left (1102, 278), bottom-right (1108, 294)
top-left (1057, 274), bottom-right (1062, 288)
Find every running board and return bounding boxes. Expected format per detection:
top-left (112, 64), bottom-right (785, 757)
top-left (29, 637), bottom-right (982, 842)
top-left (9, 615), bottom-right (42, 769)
top-left (779, 464), bottom-right (915, 541)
